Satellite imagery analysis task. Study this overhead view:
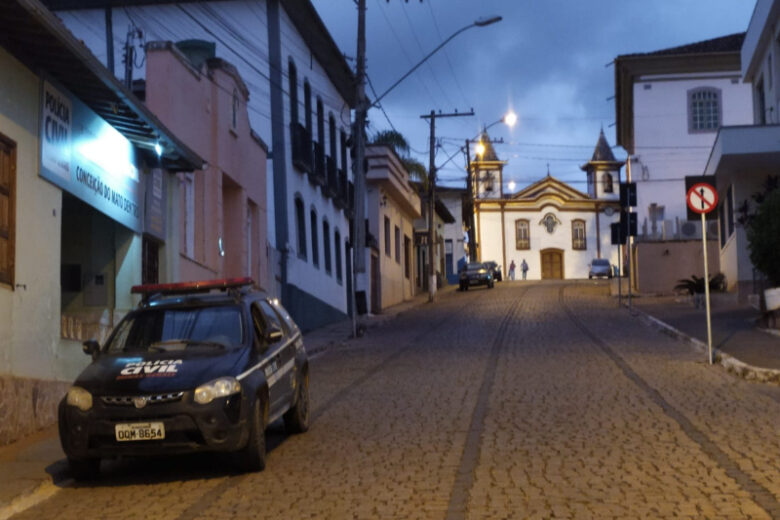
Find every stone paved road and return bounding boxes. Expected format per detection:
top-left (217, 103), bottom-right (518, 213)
top-left (13, 282), bottom-right (780, 519)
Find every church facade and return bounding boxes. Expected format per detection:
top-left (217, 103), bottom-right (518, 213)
top-left (472, 131), bottom-right (623, 280)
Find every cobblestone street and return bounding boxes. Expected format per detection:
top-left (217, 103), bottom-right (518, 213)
top-left (12, 282), bottom-right (780, 519)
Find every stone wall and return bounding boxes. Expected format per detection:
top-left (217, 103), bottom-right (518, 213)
top-left (0, 375), bottom-right (69, 446)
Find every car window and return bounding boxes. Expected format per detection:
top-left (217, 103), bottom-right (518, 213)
top-left (593, 259), bottom-right (610, 266)
top-left (268, 299), bottom-right (299, 336)
top-left (105, 305), bottom-right (244, 353)
top-left (253, 300), bottom-right (286, 340)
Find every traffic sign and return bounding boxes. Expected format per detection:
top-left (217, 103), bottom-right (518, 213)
top-left (686, 183), bottom-right (718, 215)
top-left (685, 175), bottom-right (717, 220)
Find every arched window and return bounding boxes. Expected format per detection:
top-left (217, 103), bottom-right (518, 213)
top-left (602, 172), bottom-right (613, 193)
top-left (572, 219), bottom-right (586, 250)
top-left (688, 87), bottom-right (721, 132)
top-left (303, 81), bottom-right (312, 132)
top-left (323, 219), bottom-right (331, 274)
top-left (515, 219), bottom-right (530, 250)
top-left (288, 59), bottom-right (298, 124)
top-left (334, 229), bottom-right (342, 283)
top-left (310, 208), bottom-right (319, 267)
top-left (294, 196), bottom-right (306, 259)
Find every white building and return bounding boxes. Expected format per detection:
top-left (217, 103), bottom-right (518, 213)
top-left (473, 134), bottom-right (621, 280)
top-left (437, 187), bottom-right (468, 284)
top-left (704, 0), bottom-right (780, 301)
top-left (49, 0), bottom-right (356, 331)
top-left (615, 34), bottom-right (753, 240)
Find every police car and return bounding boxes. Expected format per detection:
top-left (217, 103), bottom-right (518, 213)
top-left (58, 278), bottom-right (309, 479)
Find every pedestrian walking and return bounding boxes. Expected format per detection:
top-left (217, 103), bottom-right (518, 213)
top-left (509, 260), bottom-right (516, 280)
top-left (521, 259), bottom-right (529, 280)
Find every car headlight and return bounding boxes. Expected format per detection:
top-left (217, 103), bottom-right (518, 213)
top-left (66, 386), bottom-right (93, 411)
top-left (194, 377), bottom-right (241, 405)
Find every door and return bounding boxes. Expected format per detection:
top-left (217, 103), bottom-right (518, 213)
top-left (540, 249), bottom-right (564, 279)
top-left (370, 253), bottom-right (381, 313)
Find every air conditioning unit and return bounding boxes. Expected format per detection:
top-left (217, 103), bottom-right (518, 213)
top-left (661, 219), bottom-right (675, 240)
top-left (680, 221), bottom-right (699, 238)
top-left (708, 221), bottom-right (719, 237)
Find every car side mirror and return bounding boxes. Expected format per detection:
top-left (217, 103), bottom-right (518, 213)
top-left (82, 339), bottom-right (100, 361)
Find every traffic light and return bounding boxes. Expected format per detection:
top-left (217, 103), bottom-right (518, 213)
top-left (620, 209), bottom-right (637, 237)
top-left (620, 182), bottom-right (637, 207)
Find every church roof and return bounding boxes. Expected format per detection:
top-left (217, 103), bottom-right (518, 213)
top-left (591, 129), bottom-right (617, 162)
top-left (475, 131), bottom-right (500, 161)
top-left (512, 174), bottom-right (591, 201)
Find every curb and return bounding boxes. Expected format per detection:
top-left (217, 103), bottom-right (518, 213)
top-left (630, 305), bottom-right (780, 386)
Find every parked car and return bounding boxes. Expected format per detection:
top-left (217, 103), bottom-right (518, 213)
top-left (484, 261), bottom-right (503, 282)
top-left (58, 277), bottom-right (309, 479)
top-left (588, 258), bottom-right (613, 279)
top-left (459, 262), bottom-right (494, 290)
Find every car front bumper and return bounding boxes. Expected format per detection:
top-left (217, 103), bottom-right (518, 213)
top-left (59, 390), bottom-right (250, 458)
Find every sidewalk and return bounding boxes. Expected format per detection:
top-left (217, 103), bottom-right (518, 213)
top-left (631, 294), bottom-right (780, 382)
top-left (0, 286), bottom-right (445, 518)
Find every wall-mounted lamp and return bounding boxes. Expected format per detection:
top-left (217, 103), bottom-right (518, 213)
top-left (379, 194), bottom-right (387, 207)
top-left (154, 142), bottom-right (163, 157)
top-left (218, 237), bottom-right (225, 257)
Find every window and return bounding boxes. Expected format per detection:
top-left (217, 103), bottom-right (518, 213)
top-left (602, 173), bottom-right (613, 193)
top-left (394, 225), bottom-right (401, 263)
top-left (316, 97), bottom-right (324, 146)
top-left (404, 235), bottom-right (411, 279)
top-left (295, 196), bottom-right (306, 259)
top-left (515, 219), bottom-right (530, 250)
top-left (384, 216), bottom-right (391, 256)
top-left (340, 130), bottom-right (348, 171)
top-left (719, 197), bottom-right (727, 248)
top-left (757, 79), bottom-right (767, 125)
top-left (329, 113), bottom-right (337, 159)
top-left (688, 87), bottom-right (721, 132)
top-left (303, 81), bottom-right (312, 132)
top-left (726, 185), bottom-right (734, 237)
top-left (323, 220), bottom-right (331, 274)
top-left (288, 59), bottom-right (298, 124)
top-left (182, 173), bottom-right (195, 258)
top-left (335, 229), bottom-right (342, 283)
top-left (572, 219), bottom-right (586, 250)
top-left (310, 209), bottom-right (319, 267)
top-left (1, 133), bottom-right (16, 286)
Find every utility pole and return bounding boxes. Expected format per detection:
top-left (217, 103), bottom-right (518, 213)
top-left (421, 109), bottom-right (474, 302)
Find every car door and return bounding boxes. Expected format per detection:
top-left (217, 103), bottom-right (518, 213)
top-left (252, 300), bottom-right (294, 413)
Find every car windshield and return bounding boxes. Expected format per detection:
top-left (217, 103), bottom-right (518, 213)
top-left (104, 305), bottom-right (245, 353)
top-left (465, 263), bottom-right (484, 270)
top-left (592, 259), bottom-right (610, 266)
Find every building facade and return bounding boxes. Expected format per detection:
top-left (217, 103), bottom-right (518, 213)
top-left (704, 0), bottom-right (780, 301)
top-left (366, 145), bottom-right (421, 311)
top-left (437, 187), bottom-right (468, 285)
top-left (473, 134), bottom-right (621, 280)
top-left (615, 34), bottom-right (753, 240)
top-left (49, 0), bottom-right (356, 332)
top-left (0, 0), bottom-right (200, 444)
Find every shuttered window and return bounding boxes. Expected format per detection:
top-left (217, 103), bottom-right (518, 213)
top-left (0, 134), bottom-right (15, 286)
top-left (572, 219), bottom-right (586, 250)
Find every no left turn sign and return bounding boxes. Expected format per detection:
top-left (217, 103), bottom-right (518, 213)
top-left (687, 183), bottom-right (718, 214)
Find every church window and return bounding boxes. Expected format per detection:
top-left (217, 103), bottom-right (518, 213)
top-left (572, 219), bottom-right (586, 250)
top-left (602, 173), bottom-right (613, 193)
top-left (688, 87), bottom-right (721, 132)
top-left (515, 219), bottom-right (530, 250)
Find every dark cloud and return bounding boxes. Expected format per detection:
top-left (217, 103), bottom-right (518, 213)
top-left (312, 0), bottom-right (753, 189)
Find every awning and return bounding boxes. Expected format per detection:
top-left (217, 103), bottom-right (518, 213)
top-left (0, 0), bottom-right (203, 171)
top-left (704, 124), bottom-right (780, 178)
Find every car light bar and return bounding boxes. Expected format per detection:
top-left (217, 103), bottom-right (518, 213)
top-left (131, 277), bottom-right (254, 296)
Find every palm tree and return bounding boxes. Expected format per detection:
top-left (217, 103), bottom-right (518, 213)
top-left (370, 130), bottom-right (428, 189)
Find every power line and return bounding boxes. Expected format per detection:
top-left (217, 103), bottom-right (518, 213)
top-left (424, 0), bottom-right (470, 108)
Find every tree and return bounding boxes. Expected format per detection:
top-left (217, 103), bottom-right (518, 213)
top-left (370, 130), bottom-right (428, 188)
top-left (745, 188), bottom-right (780, 286)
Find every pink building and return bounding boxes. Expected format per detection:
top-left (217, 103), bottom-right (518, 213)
top-left (144, 41), bottom-right (269, 288)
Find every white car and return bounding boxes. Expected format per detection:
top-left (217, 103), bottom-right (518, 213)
top-left (588, 259), bottom-right (613, 279)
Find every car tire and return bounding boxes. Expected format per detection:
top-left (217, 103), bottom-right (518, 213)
top-left (68, 456), bottom-right (100, 481)
top-left (588, 275), bottom-right (593, 279)
top-left (242, 397), bottom-right (267, 472)
top-left (284, 371), bottom-right (310, 434)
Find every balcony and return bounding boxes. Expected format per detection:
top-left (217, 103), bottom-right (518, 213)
top-left (334, 168), bottom-right (348, 209)
top-left (291, 122), bottom-right (312, 174)
top-left (312, 141), bottom-right (326, 186)
top-left (325, 156), bottom-right (338, 198)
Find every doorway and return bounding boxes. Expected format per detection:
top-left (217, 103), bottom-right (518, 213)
top-left (540, 248), bottom-right (564, 279)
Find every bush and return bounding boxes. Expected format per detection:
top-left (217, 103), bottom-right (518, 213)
top-left (745, 189), bottom-right (780, 286)
top-left (674, 273), bottom-right (726, 295)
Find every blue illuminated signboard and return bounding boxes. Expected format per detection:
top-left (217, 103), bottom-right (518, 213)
top-left (40, 79), bottom-right (143, 233)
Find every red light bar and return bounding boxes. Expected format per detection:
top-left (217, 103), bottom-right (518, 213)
top-left (131, 277), bottom-right (254, 295)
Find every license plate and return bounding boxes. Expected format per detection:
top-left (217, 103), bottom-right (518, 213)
top-left (115, 422), bottom-right (165, 442)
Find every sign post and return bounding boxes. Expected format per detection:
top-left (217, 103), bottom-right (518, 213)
top-left (686, 182), bottom-right (718, 364)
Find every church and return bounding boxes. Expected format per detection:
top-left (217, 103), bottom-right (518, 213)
top-left (471, 131), bottom-right (623, 280)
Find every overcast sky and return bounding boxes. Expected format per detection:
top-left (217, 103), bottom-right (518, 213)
top-left (310, 0), bottom-right (755, 192)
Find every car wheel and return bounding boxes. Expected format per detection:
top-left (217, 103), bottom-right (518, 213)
top-left (588, 275), bottom-right (593, 279)
top-left (68, 456), bottom-right (100, 481)
top-left (284, 371), bottom-right (310, 434)
top-left (242, 396), bottom-right (267, 472)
